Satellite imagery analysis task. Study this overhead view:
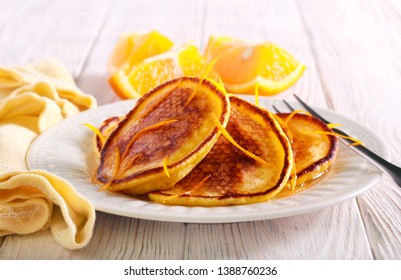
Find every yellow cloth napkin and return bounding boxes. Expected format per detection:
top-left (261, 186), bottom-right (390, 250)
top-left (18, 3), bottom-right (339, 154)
top-left (0, 59), bottom-right (97, 250)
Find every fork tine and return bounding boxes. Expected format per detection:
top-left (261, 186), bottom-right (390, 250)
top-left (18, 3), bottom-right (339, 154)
top-left (294, 94), bottom-right (350, 138)
top-left (293, 94), bottom-right (330, 124)
top-left (283, 99), bottom-right (296, 111)
top-left (272, 105), bottom-right (281, 114)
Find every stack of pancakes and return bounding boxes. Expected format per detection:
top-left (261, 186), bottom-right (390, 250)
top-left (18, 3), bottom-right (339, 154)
top-left (92, 77), bottom-right (338, 206)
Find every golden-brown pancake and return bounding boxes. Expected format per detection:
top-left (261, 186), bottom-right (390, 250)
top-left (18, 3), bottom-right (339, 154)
top-left (93, 116), bottom-right (122, 158)
top-left (93, 77), bottom-right (230, 194)
top-left (148, 95), bottom-right (293, 206)
top-left (275, 112), bottom-right (339, 197)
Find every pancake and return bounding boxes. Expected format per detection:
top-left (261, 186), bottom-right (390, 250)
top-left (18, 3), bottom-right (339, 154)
top-left (275, 112), bottom-right (339, 197)
top-left (93, 116), bottom-right (122, 158)
top-left (148, 95), bottom-right (293, 206)
top-left (93, 77), bottom-right (230, 194)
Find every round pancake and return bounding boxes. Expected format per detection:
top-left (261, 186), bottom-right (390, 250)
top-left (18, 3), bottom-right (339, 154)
top-left (149, 95), bottom-right (293, 206)
top-left (94, 116), bottom-right (122, 158)
top-left (93, 77), bottom-right (230, 194)
top-left (276, 113), bottom-right (339, 197)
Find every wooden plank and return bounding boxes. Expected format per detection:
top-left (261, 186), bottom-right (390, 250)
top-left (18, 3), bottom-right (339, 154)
top-left (0, 213), bottom-right (186, 260)
top-left (298, 0), bottom-right (401, 259)
top-left (75, 214), bottom-right (186, 260)
top-left (0, 0), bottom-right (112, 259)
top-left (0, 0), bottom-right (112, 78)
top-left (0, 0), bottom-right (24, 31)
top-left (185, 202), bottom-right (371, 259)
top-left (74, 214), bottom-right (185, 260)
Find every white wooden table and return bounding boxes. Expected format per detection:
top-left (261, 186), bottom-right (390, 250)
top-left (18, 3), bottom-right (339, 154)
top-left (1, 0), bottom-right (401, 260)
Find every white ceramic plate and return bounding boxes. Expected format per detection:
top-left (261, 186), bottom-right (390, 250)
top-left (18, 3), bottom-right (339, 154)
top-left (26, 96), bottom-right (389, 223)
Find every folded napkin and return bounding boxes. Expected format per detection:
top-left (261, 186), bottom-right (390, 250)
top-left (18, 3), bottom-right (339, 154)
top-left (0, 59), bottom-right (97, 250)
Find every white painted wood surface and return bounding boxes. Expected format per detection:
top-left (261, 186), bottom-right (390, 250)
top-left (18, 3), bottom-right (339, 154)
top-left (0, 0), bottom-right (400, 259)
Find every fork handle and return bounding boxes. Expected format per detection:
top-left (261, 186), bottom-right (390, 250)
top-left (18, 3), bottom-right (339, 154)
top-left (339, 138), bottom-right (401, 187)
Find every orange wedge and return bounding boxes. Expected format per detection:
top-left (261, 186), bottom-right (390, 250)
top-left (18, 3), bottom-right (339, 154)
top-left (109, 45), bottom-right (219, 99)
top-left (204, 35), bottom-right (244, 62)
top-left (204, 36), bottom-right (305, 96)
top-left (107, 30), bottom-right (173, 74)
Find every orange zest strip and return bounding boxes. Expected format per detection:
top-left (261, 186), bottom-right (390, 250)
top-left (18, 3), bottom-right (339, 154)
top-left (100, 151), bottom-right (141, 192)
top-left (207, 77), bottom-right (227, 95)
top-left (284, 110), bottom-right (310, 124)
top-left (313, 131), bottom-right (364, 146)
top-left (117, 153), bottom-right (140, 178)
top-left (162, 175), bottom-right (211, 203)
top-left (100, 119), bottom-right (177, 191)
top-left (273, 114), bottom-right (284, 123)
top-left (254, 84), bottom-right (259, 106)
top-left (83, 123), bottom-right (105, 145)
top-left (273, 115), bottom-right (295, 192)
top-left (210, 113), bottom-right (267, 165)
top-left (184, 55), bottom-right (220, 107)
top-left (273, 114), bottom-right (293, 142)
top-left (163, 156), bottom-right (170, 177)
top-left (290, 158), bottom-right (297, 192)
top-left (122, 119), bottom-right (177, 159)
top-left (99, 147), bottom-right (121, 192)
top-left (185, 175), bottom-right (211, 195)
top-left (218, 77), bottom-right (227, 94)
top-left (327, 123), bottom-right (342, 129)
top-left (131, 80), bottom-right (179, 123)
top-left (218, 77), bottom-right (225, 88)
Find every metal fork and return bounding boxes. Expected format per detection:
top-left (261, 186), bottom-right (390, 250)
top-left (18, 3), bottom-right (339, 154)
top-left (273, 94), bottom-right (401, 187)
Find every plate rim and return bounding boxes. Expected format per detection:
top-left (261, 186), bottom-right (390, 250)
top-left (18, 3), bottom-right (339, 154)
top-left (26, 96), bottom-right (390, 223)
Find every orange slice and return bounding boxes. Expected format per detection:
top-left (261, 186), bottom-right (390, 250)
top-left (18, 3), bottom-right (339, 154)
top-left (109, 45), bottom-right (219, 99)
top-left (204, 36), bottom-right (305, 96)
top-left (204, 35), bottom-right (244, 62)
top-left (107, 30), bottom-right (173, 74)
